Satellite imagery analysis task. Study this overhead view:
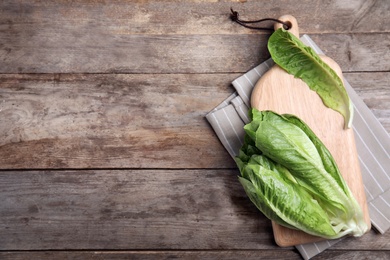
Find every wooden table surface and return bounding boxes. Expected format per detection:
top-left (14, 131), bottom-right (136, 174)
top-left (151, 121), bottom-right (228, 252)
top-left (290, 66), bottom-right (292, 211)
top-left (0, 1), bottom-right (389, 259)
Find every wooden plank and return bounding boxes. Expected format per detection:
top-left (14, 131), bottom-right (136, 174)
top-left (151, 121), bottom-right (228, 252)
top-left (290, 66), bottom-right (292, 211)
top-left (0, 73), bottom-right (237, 169)
top-left (1, 250), bottom-right (389, 260)
top-left (1, 1), bottom-right (388, 74)
top-left (309, 33), bottom-right (390, 73)
top-left (332, 231), bottom-right (390, 250)
top-left (313, 250), bottom-right (390, 260)
top-left (0, 32), bottom-right (270, 74)
top-left (1, 0), bottom-right (388, 35)
top-left (0, 73), bottom-right (388, 169)
top-left (0, 169), bottom-right (277, 250)
top-left (345, 72), bottom-right (390, 131)
top-left (0, 170), bottom-right (389, 251)
top-left (0, 31), bottom-right (388, 73)
top-left (0, 250), bottom-right (388, 260)
top-left (0, 250), bottom-right (302, 260)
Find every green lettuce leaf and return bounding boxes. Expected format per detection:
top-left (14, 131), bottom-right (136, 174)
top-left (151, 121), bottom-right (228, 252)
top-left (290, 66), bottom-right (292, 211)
top-left (237, 162), bottom-right (338, 238)
top-left (236, 109), bottom-right (368, 239)
top-left (268, 29), bottom-right (353, 129)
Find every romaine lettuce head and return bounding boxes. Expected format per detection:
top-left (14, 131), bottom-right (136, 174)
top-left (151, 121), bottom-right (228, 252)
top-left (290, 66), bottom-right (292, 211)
top-left (236, 109), bottom-right (368, 239)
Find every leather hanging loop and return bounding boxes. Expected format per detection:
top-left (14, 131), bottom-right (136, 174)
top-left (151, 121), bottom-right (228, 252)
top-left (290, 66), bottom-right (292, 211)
top-left (230, 8), bottom-right (291, 31)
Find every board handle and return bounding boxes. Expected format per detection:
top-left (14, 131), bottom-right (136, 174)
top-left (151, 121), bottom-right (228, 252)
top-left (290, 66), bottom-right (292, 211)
top-left (274, 15), bottom-right (299, 37)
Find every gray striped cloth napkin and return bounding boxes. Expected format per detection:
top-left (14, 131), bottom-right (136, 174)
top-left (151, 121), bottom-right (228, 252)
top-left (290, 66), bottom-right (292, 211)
top-left (206, 35), bottom-right (390, 259)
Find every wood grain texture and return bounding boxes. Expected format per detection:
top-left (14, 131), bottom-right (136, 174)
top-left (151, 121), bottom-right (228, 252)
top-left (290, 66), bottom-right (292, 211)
top-left (0, 0), bottom-right (389, 258)
top-left (312, 250), bottom-right (390, 260)
top-left (0, 250), bottom-right (302, 260)
top-left (0, 73), bottom-right (238, 169)
top-left (1, 250), bottom-right (389, 260)
top-left (0, 0), bottom-right (389, 74)
top-left (0, 250), bottom-right (389, 260)
top-left (0, 73), bottom-right (388, 169)
top-left (345, 72), bottom-right (390, 131)
top-left (1, 0), bottom-right (388, 35)
top-left (0, 169), bottom-right (276, 250)
top-left (0, 32), bottom-right (389, 73)
top-left (0, 170), bottom-right (388, 251)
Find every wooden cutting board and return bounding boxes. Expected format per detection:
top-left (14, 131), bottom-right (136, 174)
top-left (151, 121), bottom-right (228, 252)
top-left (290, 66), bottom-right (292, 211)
top-left (251, 15), bottom-right (371, 247)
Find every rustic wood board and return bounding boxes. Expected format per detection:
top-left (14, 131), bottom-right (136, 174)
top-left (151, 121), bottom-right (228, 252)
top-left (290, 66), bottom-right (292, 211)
top-left (0, 169), bottom-right (277, 250)
top-left (0, 170), bottom-right (388, 251)
top-left (1, 0), bottom-right (386, 35)
top-left (250, 16), bottom-right (371, 247)
top-left (2, 250), bottom-right (390, 260)
top-left (0, 73), bottom-right (388, 169)
top-left (0, 73), bottom-right (239, 169)
top-left (0, 250), bottom-right (303, 260)
top-left (1, 0), bottom-right (390, 74)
